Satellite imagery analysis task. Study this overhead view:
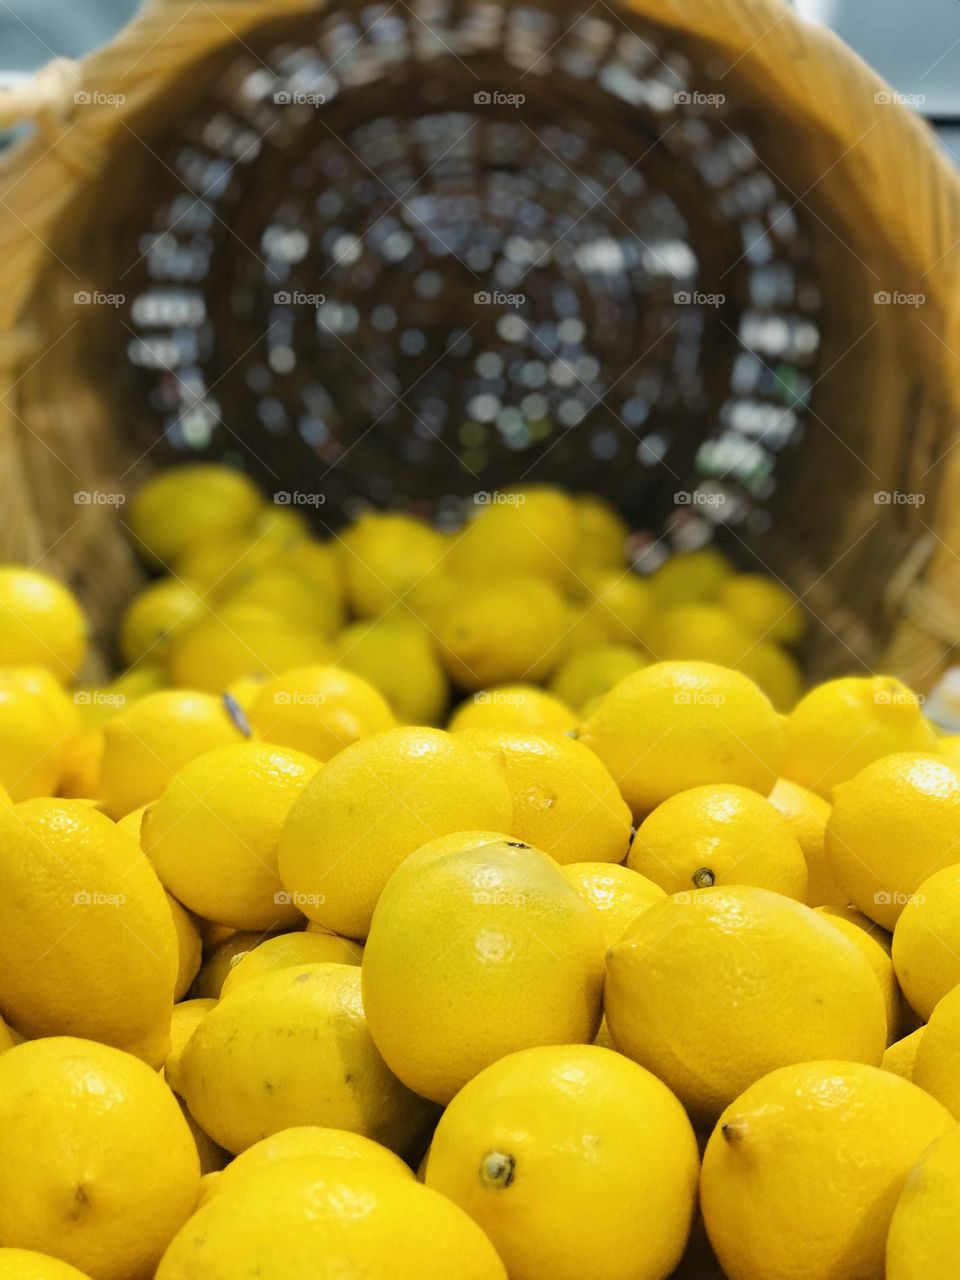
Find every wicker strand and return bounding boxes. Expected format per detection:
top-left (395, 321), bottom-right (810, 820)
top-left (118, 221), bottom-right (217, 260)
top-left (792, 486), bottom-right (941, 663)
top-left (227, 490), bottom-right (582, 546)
top-left (0, 60), bottom-right (82, 129)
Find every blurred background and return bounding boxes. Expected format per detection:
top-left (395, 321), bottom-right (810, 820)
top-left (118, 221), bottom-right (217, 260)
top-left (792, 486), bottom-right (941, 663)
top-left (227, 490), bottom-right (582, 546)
top-left (0, 0), bottom-right (958, 164)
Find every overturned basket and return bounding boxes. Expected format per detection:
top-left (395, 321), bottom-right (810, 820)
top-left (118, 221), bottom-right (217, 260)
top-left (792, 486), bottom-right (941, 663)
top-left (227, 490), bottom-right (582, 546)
top-left (0, 0), bottom-right (958, 686)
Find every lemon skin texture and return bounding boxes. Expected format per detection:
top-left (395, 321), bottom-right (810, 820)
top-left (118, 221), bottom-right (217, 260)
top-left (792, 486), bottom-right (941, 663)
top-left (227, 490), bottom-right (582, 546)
top-left (361, 841), bottom-right (605, 1104)
top-left (605, 886), bottom-right (887, 1126)
top-left (156, 1154), bottom-right (507, 1280)
top-left (887, 1124), bottom-right (960, 1280)
top-left (278, 726), bottom-right (514, 939)
top-left (892, 863), bottom-right (960, 1019)
top-left (426, 1044), bottom-right (699, 1280)
top-left (701, 1059), bottom-right (954, 1280)
top-left (179, 962), bottom-right (435, 1156)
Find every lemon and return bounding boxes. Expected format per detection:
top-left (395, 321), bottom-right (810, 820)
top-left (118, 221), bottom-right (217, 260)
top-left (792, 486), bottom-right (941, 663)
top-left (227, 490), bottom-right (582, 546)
top-left (389, 829), bottom-right (511, 882)
top-left (222, 672), bottom-right (265, 714)
top-left (448, 685), bottom-right (578, 734)
top-left (605, 886), bottom-right (886, 1125)
top-left (450, 488), bottom-right (576, 586)
top-left (717, 573), bottom-right (807, 645)
top-left (781, 676), bottom-right (939, 798)
top-left (225, 567), bottom-right (343, 637)
top-left (912, 984), bottom-right (960, 1116)
top-left (892, 865), bottom-right (960, 1019)
top-left (279, 726), bottom-right (513, 938)
top-left (459, 729), bottom-right (632, 865)
top-left (887, 1123), bottom-right (960, 1280)
top-left (334, 621), bottom-right (448, 724)
top-left (339, 512), bottom-right (447, 618)
top-left (575, 571), bottom-right (654, 647)
top-left (175, 533), bottom-right (281, 595)
top-left (167, 604), bottom-right (332, 693)
top-left (0, 1012), bottom-right (17, 1053)
top-left (0, 680), bottom-right (68, 800)
top-left (219, 929), bottom-right (361, 998)
top-left (0, 800), bottom-right (177, 1065)
top-left (98, 690), bottom-right (244, 818)
top-left (181, 1102), bottom-right (228, 1176)
top-left (119, 580), bottom-right (203, 666)
top-left (167, 894), bottom-right (203, 1001)
top-left (560, 604), bottom-right (612, 655)
top-left (580, 662), bottom-right (784, 817)
top-left (0, 1250), bottom-right (92, 1279)
top-left (437, 575), bottom-right (568, 688)
top-left (426, 1045), bottom-right (698, 1280)
top-left (628, 784), bottom-right (807, 900)
top-left (129, 464), bottom-right (262, 568)
top-left (202, 1126), bottom-right (412, 1203)
top-left (825, 752), bottom-right (960, 930)
top-left (247, 664), bottom-right (396, 761)
top-left (571, 493), bottom-right (629, 569)
top-left (58, 730), bottom-right (105, 800)
top-left (361, 840), bottom-right (604, 1103)
top-left (0, 1036), bottom-right (200, 1280)
top-left (649, 548), bottom-right (732, 606)
top-left (816, 904), bottom-right (903, 1042)
top-left (700, 1060), bottom-right (953, 1280)
top-left (1, 665), bottom-right (80, 737)
top-left (734, 641), bottom-right (804, 711)
top-left (549, 644), bottom-right (646, 712)
top-left (767, 777), bottom-right (845, 907)
top-left (0, 567), bottom-right (88, 683)
top-left (156, 1155), bottom-right (506, 1280)
top-left (282, 537), bottom-right (344, 598)
top-left (143, 742), bottom-right (321, 930)
top-left (883, 1028), bottom-right (925, 1081)
top-left (179, 963), bottom-right (434, 1155)
top-left (559, 862), bottom-right (666, 947)
top-left (191, 930), bottom-right (282, 999)
top-left (645, 605), bottom-right (754, 666)
top-left (165, 999), bottom-right (217, 1096)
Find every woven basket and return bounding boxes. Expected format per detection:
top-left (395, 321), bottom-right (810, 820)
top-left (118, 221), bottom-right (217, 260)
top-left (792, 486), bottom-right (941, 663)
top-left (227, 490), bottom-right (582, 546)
top-left (0, 0), bottom-right (958, 686)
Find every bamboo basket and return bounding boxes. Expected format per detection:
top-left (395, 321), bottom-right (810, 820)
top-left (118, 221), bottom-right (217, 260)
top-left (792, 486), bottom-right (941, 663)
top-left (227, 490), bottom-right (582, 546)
top-left (0, 0), bottom-right (958, 686)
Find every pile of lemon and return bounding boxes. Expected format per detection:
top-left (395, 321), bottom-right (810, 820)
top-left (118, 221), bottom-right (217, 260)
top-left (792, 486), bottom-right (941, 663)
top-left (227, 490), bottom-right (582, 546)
top-left (0, 466), bottom-right (959, 1280)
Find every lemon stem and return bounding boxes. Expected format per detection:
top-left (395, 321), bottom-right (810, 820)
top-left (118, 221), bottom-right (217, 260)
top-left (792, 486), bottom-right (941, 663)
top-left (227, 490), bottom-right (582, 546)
top-left (692, 867), bottom-right (715, 889)
top-left (480, 1151), bottom-right (516, 1189)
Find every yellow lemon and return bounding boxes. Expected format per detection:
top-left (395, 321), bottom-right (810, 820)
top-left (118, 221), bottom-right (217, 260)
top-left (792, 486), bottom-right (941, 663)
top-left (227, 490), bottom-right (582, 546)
top-left (458, 728), bottom-right (632, 865)
top-left (115, 803), bottom-right (147, 843)
top-left (129, 464), bottom-right (262, 569)
top-left (717, 573), bottom-right (807, 645)
top-left (0, 1250), bottom-right (92, 1279)
top-left (333, 621), bottom-right (448, 724)
top-left (559, 604), bottom-right (612, 655)
top-left (339, 512), bottom-right (446, 618)
top-left (605, 886), bottom-right (887, 1125)
top-left (645, 605), bottom-right (755, 667)
top-left (912, 985), bottom-right (960, 1116)
top-left (883, 1028), bottom-right (925, 1081)
top-left (225, 567), bottom-right (343, 637)
top-left (571, 493), bottom-right (629, 569)
top-left (825, 753), bottom-right (960, 930)
top-left (167, 894), bottom-right (203, 1001)
top-left (167, 604), bottom-right (332, 693)
top-left (156, 1155), bottom-right (506, 1280)
top-left (247, 664), bottom-right (396, 762)
top-left (222, 672), bottom-right (265, 714)
top-left (781, 676), bottom-right (939, 798)
top-left (426, 1045), bottom-right (699, 1280)
top-left (281, 537), bottom-right (344, 598)
top-left (448, 685), bottom-right (578, 734)
top-left (437, 575), bottom-right (568, 688)
top-left (202, 1126), bottom-right (412, 1203)
top-left (98, 689), bottom-right (244, 818)
top-left (549, 644), bottom-right (646, 712)
top-left (886, 1123), bottom-right (960, 1280)
top-left (0, 567), bottom-right (87, 683)
top-left (389, 829), bottom-right (512, 883)
top-left (575, 571), bottom-right (654, 648)
top-left (191, 930), bottom-right (283, 1000)
top-left (361, 840), bottom-right (605, 1104)
top-left (628, 784), bottom-right (807, 900)
top-left (119, 579), bottom-right (203, 666)
top-left (0, 800), bottom-right (177, 1065)
top-left (700, 1060), bottom-right (953, 1280)
top-left (181, 1102), bottom-right (228, 1176)
top-left (559, 862), bottom-right (666, 947)
top-left (580, 662), bottom-right (784, 817)
top-left (450, 488), bottom-right (576, 587)
top-left (143, 742), bottom-right (321, 930)
top-left (0, 681), bottom-right (68, 800)
top-left (165, 999), bottom-right (217, 1097)
top-left (179, 963), bottom-right (434, 1155)
top-left (0, 1012), bottom-right (17, 1053)
top-left (893, 864), bottom-right (960, 1019)
top-left (0, 1036), bottom-right (200, 1280)
top-left (278, 726), bottom-right (513, 938)
top-left (0, 665), bottom-right (80, 738)
top-left (734, 641), bottom-right (804, 711)
top-left (219, 929), bottom-right (361, 999)
top-left (175, 533), bottom-right (281, 595)
top-left (649, 548), bottom-right (732, 606)
top-left (816, 904), bottom-right (903, 1042)
top-left (58, 729), bottom-right (105, 800)
top-left (767, 777), bottom-right (845, 907)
